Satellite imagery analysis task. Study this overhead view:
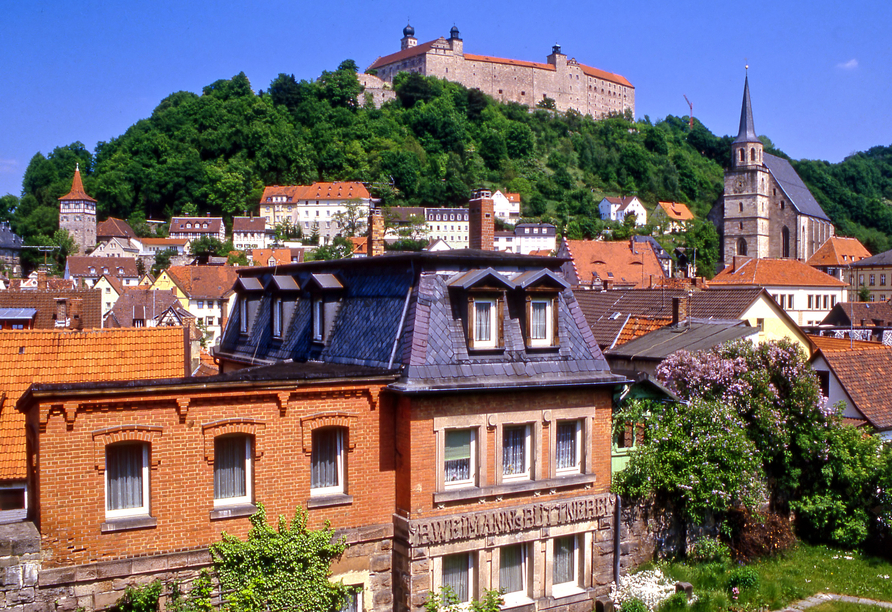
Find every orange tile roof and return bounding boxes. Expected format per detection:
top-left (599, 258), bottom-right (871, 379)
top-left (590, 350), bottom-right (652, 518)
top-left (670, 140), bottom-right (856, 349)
top-left (349, 236), bottom-right (368, 255)
top-left (260, 182), bottom-right (371, 204)
top-left (58, 166), bottom-right (96, 203)
top-left (614, 315), bottom-right (673, 347)
top-left (657, 201), bottom-right (695, 222)
top-left (0, 327), bottom-right (187, 480)
top-left (817, 347), bottom-right (892, 430)
top-left (138, 237), bottom-right (188, 246)
top-left (165, 266), bottom-right (239, 299)
top-left (250, 249), bottom-right (305, 267)
top-left (578, 63), bottom-right (634, 88)
top-left (564, 239), bottom-right (665, 288)
top-left (464, 53), bottom-right (556, 72)
top-left (808, 335), bottom-right (885, 352)
top-left (710, 258), bottom-right (848, 288)
top-left (529, 249), bottom-right (554, 257)
top-left (806, 236), bottom-right (872, 267)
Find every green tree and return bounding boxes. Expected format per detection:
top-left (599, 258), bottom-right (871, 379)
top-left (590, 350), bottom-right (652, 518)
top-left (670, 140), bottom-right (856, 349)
top-left (211, 504), bottom-right (352, 612)
top-left (152, 247), bottom-right (178, 276)
top-left (188, 235), bottom-right (229, 257)
top-left (858, 284), bottom-right (871, 302)
top-left (537, 97), bottom-right (556, 110)
top-left (333, 198), bottom-right (366, 237)
top-left (307, 236), bottom-right (353, 260)
top-left (683, 219), bottom-right (721, 278)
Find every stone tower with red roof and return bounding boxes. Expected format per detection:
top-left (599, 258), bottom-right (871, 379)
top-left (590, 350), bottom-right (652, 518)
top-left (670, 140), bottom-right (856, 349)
top-left (58, 164), bottom-right (97, 255)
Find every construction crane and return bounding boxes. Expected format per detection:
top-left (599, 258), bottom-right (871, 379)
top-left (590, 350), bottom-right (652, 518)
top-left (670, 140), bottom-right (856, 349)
top-left (683, 95), bottom-right (694, 130)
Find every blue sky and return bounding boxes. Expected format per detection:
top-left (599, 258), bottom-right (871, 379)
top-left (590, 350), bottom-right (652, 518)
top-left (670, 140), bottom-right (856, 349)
top-left (2, 0), bottom-right (890, 198)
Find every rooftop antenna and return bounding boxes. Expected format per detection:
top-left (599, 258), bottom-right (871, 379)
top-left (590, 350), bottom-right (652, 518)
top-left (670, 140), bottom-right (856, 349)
top-left (683, 95), bottom-right (693, 130)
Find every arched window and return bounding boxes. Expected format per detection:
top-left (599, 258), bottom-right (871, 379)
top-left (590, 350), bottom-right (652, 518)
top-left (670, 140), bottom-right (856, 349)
top-left (739, 149), bottom-right (744, 162)
top-left (782, 226), bottom-right (790, 258)
top-left (750, 148), bottom-right (756, 161)
top-left (737, 238), bottom-right (748, 256)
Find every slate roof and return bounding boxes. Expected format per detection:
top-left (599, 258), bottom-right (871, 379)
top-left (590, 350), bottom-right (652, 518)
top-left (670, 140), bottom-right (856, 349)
top-left (0, 289), bottom-right (101, 329)
top-left (849, 248), bottom-right (892, 268)
top-left (0, 327), bottom-right (187, 481)
top-left (710, 257), bottom-right (846, 287)
top-left (58, 166), bottom-right (96, 202)
top-left (106, 288), bottom-right (181, 327)
top-left (165, 266), bottom-right (239, 299)
top-left (559, 238), bottom-right (665, 288)
top-left (607, 319), bottom-right (758, 362)
top-left (734, 75), bottom-right (760, 145)
top-left (169, 217), bottom-right (224, 235)
top-left (259, 182), bottom-right (371, 204)
top-left (816, 347), bottom-right (892, 430)
top-left (807, 237), bottom-right (871, 267)
top-left (96, 218), bottom-right (136, 240)
top-left (215, 251), bottom-right (624, 392)
top-left (66, 256), bottom-right (139, 278)
top-left (0, 224), bottom-right (23, 251)
top-left (821, 301), bottom-right (892, 327)
top-left (763, 153), bottom-right (830, 221)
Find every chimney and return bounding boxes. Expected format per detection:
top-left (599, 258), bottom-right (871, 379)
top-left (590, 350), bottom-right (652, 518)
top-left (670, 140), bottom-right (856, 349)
top-left (369, 208), bottom-right (385, 257)
top-left (54, 298), bottom-right (68, 328)
top-left (672, 296), bottom-right (688, 325)
top-left (731, 255), bottom-right (750, 272)
top-left (37, 270), bottom-right (47, 291)
top-left (469, 193), bottom-right (494, 251)
top-left (69, 298), bottom-right (83, 330)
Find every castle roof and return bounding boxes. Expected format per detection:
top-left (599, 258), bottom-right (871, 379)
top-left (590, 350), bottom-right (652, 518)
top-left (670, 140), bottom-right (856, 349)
top-left (58, 165), bottom-right (96, 203)
top-left (763, 153), bottom-right (831, 221)
top-left (733, 75), bottom-right (761, 145)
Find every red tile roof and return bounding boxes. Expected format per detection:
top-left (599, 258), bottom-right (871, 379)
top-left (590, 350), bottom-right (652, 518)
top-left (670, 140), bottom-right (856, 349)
top-left (563, 239), bottom-right (665, 288)
top-left (368, 40), bottom-right (440, 71)
top-left (0, 327), bottom-right (188, 480)
top-left (250, 249), bottom-right (305, 267)
top-left (656, 201), bottom-right (694, 222)
top-left (614, 315), bottom-right (673, 347)
top-left (58, 166), bottom-right (96, 203)
top-left (710, 258), bottom-right (848, 288)
top-left (106, 288), bottom-right (182, 327)
top-left (349, 237), bottom-right (368, 255)
top-left (232, 217), bottom-right (268, 232)
top-left (464, 53), bottom-right (556, 72)
top-left (578, 63), bottom-right (634, 88)
top-left (0, 288), bottom-right (102, 329)
top-left (806, 236), bottom-right (871, 267)
top-left (169, 217), bottom-right (224, 235)
top-left (96, 217), bottom-right (136, 239)
top-left (66, 256), bottom-right (139, 278)
top-left (138, 238), bottom-right (188, 247)
top-left (165, 266), bottom-right (239, 299)
top-left (809, 335), bottom-right (884, 352)
top-left (259, 182), bottom-right (371, 204)
top-left (817, 347), bottom-right (892, 430)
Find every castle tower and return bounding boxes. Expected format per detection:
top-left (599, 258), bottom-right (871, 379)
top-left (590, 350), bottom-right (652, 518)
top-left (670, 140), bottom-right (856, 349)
top-left (449, 25), bottom-right (463, 55)
top-left (58, 163), bottom-right (97, 255)
top-left (721, 75), bottom-right (770, 263)
top-left (400, 23), bottom-right (417, 51)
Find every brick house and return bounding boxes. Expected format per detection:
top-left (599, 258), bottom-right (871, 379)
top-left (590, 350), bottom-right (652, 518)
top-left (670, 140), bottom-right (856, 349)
top-left (17, 249), bottom-right (633, 611)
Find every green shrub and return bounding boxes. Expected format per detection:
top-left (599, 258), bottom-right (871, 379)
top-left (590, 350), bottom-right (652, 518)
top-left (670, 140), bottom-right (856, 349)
top-left (112, 580), bottom-right (163, 612)
top-left (657, 592), bottom-right (689, 612)
top-left (688, 537), bottom-right (731, 564)
top-left (728, 566), bottom-right (760, 590)
top-left (619, 599), bottom-right (648, 612)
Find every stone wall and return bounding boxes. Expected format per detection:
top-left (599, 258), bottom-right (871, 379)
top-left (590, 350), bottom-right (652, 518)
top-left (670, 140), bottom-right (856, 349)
top-left (0, 523), bottom-right (40, 612)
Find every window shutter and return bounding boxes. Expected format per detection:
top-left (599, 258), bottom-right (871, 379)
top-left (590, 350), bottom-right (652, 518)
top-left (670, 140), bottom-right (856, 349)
top-left (552, 296), bottom-right (560, 346)
top-left (467, 296), bottom-right (475, 350)
top-left (497, 296), bottom-right (505, 348)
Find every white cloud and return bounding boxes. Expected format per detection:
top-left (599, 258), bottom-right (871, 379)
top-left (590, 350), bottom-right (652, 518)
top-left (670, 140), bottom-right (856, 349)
top-left (0, 160), bottom-right (19, 175)
top-left (837, 59), bottom-right (859, 70)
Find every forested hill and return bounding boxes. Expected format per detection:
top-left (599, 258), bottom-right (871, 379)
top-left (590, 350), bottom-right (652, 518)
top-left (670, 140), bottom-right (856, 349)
top-left (4, 64), bottom-right (892, 254)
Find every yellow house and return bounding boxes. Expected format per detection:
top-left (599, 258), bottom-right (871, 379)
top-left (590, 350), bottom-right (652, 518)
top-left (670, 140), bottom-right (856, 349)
top-left (149, 266), bottom-right (239, 346)
top-left (93, 274), bottom-right (125, 320)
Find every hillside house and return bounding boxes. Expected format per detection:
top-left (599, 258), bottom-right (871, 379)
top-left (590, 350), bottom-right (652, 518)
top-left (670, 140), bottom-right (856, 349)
top-left (651, 202), bottom-right (694, 233)
top-left (598, 197), bottom-right (647, 226)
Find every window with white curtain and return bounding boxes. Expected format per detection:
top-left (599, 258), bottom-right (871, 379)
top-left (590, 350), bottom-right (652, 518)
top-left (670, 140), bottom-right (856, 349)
top-left (552, 535), bottom-right (580, 597)
top-left (556, 421), bottom-right (581, 475)
top-left (272, 297), bottom-right (283, 338)
top-left (313, 296), bottom-right (325, 342)
top-left (499, 544), bottom-right (528, 604)
top-left (106, 443), bottom-right (149, 518)
top-left (311, 428), bottom-right (344, 496)
top-left (442, 553), bottom-right (471, 602)
top-left (474, 300), bottom-right (494, 346)
top-left (502, 425), bottom-right (530, 481)
top-left (444, 429), bottom-right (475, 488)
top-left (214, 436), bottom-right (251, 506)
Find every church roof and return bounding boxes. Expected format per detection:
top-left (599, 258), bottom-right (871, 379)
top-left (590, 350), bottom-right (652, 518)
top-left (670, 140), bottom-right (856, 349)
top-left (733, 75), bottom-right (761, 145)
top-left (58, 165), bottom-right (96, 203)
top-left (763, 153), bottom-right (831, 221)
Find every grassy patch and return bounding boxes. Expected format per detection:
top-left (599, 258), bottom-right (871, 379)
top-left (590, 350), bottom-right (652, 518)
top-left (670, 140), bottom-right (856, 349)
top-left (652, 543), bottom-right (892, 611)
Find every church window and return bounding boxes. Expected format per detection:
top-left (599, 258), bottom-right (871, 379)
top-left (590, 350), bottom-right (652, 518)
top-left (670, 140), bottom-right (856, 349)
top-left (781, 201), bottom-right (785, 210)
top-left (782, 227), bottom-right (790, 258)
top-left (737, 238), bottom-right (747, 256)
top-left (750, 148), bottom-right (756, 161)
top-left (738, 202), bottom-right (743, 213)
top-left (739, 222), bottom-right (743, 230)
top-left (739, 149), bottom-right (745, 163)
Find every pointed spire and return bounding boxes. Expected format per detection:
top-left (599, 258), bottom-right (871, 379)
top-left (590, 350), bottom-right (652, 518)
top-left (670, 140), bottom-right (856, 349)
top-left (59, 163), bottom-right (96, 202)
top-left (733, 75), bottom-right (761, 144)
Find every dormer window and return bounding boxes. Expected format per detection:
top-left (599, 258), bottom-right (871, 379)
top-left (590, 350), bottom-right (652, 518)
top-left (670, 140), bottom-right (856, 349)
top-left (471, 297), bottom-right (499, 349)
top-left (313, 296), bottom-right (324, 342)
top-left (272, 297), bottom-right (283, 338)
top-left (528, 299), bottom-right (555, 347)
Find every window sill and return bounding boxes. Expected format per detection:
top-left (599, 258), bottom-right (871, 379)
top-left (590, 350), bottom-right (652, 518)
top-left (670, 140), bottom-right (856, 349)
top-left (467, 346), bottom-right (506, 354)
top-left (210, 503), bottom-right (257, 521)
top-left (550, 586), bottom-right (586, 601)
top-left (100, 515), bottom-right (157, 533)
top-left (433, 473), bottom-right (598, 504)
top-left (307, 494), bottom-right (353, 509)
top-left (525, 344), bottom-right (560, 352)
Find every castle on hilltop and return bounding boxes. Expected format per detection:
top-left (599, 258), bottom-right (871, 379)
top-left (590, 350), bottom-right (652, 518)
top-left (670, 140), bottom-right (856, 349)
top-left (365, 24), bottom-right (635, 119)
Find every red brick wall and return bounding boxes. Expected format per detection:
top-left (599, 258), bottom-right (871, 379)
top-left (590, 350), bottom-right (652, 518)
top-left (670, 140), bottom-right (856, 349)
top-left (30, 383), bottom-right (395, 567)
top-left (394, 387), bottom-right (613, 519)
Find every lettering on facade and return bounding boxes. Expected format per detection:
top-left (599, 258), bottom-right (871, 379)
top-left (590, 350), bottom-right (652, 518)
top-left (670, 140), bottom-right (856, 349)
top-left (408, 494), bottom-right (615, 547)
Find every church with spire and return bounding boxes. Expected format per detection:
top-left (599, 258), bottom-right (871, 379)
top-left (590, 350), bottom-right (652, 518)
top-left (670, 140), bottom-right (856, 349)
top-left (708, 75), bottom-right (834, 267)
top-left (58, 164), bottom-right (97, 255)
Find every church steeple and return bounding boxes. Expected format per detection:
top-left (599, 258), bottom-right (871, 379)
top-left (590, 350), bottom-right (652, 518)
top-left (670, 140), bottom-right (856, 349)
top-left (731, 74), bottom-right (763, 169)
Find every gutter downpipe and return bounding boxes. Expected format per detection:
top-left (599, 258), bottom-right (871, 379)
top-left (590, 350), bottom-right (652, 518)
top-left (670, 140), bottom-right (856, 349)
top-left (614, 492), bottom-right (622, 585)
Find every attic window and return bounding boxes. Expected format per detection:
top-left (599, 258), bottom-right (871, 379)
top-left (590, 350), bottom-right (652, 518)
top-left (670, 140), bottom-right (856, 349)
top-left (468, 296), bottom-right (501, 350)
top-left (608, 312), bottom-right (622, 320)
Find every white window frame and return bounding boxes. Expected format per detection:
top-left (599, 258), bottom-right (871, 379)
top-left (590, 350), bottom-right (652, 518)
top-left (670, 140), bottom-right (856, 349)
top-left (555, 420), bottom-right (582, 476)
top-left (444, 429), bottom-right (476, 490)
top-left (551, 535), bottom-right (582, 598)
top-left (471, 297), bottom-right (497, 349)
top-left (313, 296), bottom-right (325, 342)
top-left (0, 484), bottom-right (28, 524)
top-left (272, 297), bottom-right (283, 338)
top-left (502, 424), bottom-right (531, 482)
top-left (436, 552), bottom-right (475, 604)
top-left (499, 543), bottom-right (531, 607)
top-left (310, 428), bottom-right (345, 497)
top-left (239, 298), bottom-right (248, 334)
top-left (213, 436), bottom-right (252, 508)
top-left (529, 298), bottom-right (554, 347)
top-left (105, 443), bottom-right (150, 520)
